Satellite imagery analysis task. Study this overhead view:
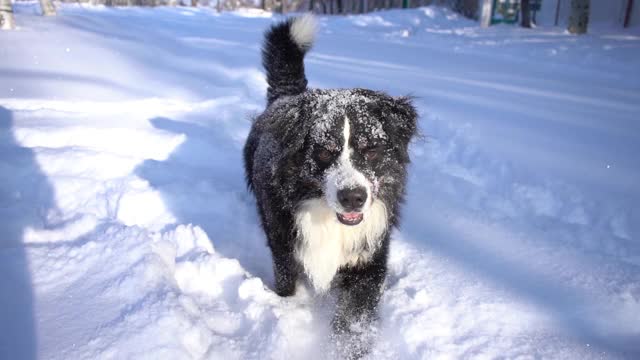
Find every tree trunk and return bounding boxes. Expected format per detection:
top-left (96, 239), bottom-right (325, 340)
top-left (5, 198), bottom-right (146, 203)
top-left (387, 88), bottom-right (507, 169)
top-left (0, 0), bottom-right (15, 30)
top-left (191, 0), bottom-right (197, 6)
top-left (555, 0), bottom-right (562, 26)
top-left (40, 0), bottom-right (56, 16)
top-left (480, 0), bottom-right (493, 27)
top-left (624, 0), bottom-right (634, 28)
top-left (568, 0), bottom-right (589, 34)
top-left (456, 0), bottom-right (479, 18)
top-left (521, 0), bottom-right (531, 27)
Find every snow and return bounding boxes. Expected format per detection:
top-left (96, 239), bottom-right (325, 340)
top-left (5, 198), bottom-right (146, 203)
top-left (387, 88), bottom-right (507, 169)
top-left (1, 3), bottom-right (639, 359)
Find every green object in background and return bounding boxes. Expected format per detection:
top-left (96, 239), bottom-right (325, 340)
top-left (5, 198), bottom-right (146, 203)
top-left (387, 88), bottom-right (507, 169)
top-left (402, 0), bottom-right (409, 8)
top-left (491, 0), bottom-right (520, 24)
top-left (491, 0), bottom-right (542, 25)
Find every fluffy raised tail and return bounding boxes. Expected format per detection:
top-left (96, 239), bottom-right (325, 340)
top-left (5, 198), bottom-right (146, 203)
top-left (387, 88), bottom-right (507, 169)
top-left (262, 14), bottom-right (317, 106)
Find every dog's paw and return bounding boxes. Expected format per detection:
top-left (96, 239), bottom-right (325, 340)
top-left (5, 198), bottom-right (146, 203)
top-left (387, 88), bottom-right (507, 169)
top-left (330, 325), bottom-right (377, 360)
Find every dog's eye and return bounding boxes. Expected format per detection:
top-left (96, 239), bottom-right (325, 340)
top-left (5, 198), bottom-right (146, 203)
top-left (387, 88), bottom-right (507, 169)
top-left (364, 147), bottom-right (382, 161)
top-left (316, 149), bottom-right (334, 163)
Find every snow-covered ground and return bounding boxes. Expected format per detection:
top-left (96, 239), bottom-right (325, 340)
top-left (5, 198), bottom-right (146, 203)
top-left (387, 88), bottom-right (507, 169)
top-left (1, 3), bottom-right (639, 359)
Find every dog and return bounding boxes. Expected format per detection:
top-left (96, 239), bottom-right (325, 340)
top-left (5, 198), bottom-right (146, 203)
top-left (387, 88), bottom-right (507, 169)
top-left (243, 14), bottom-right (417, 350)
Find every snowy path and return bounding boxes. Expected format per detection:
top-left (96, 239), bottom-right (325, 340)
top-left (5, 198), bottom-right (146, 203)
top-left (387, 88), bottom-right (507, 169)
top-left (1, 4), bottom-right (639, 359)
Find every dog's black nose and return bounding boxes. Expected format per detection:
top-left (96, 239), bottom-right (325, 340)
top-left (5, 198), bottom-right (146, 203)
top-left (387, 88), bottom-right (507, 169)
top-left (337, 187), bottom-right (367, 211)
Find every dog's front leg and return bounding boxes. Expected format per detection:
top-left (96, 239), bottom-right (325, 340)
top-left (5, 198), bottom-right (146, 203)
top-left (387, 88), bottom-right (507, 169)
top-left (269, 236), bottom-right (299, 297)
top-left (333, 260), bottom-right (386, 332)
top-left (331, 246), bottom-right (388, 357)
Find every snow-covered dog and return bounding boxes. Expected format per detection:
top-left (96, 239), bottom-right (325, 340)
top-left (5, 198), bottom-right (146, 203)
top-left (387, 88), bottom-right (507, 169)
top-left (244, 14), bottom-right (417, 348)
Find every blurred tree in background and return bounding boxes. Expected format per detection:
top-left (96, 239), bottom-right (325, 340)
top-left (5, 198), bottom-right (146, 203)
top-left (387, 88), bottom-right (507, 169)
top-left (568, 0), bottom-right (590, 34)
top-left (1, 0), bottom-right (16, 30)
top-left (40, 0), bottom-right (56, 15)
top-left (45, 0), bottom-right (479, 17)
top-left (520, 0), bottom-right (531, 27)
top-left (2, 0), bottom-right (57, 30)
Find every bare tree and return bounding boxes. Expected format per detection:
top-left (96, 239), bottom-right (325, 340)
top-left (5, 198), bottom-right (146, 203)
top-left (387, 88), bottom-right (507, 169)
top-left (40, 0), bottom-right (56, 16)
top-left (479, 0), bottom-right (493, 27)
top-left (319, 0), bottom-right (327, 13)
top-left (555, 0), bottom-right (562, 26)
top-left (568, 0), bottom-right (589, 34)
top-left (623, 0), bottom-right (634, 27)
top-left (1, 0), bottom-right (15, 30)
top-left (451, 0), bottom-right (478, 19)
top-left (521, 0), bottom-right (531, 27)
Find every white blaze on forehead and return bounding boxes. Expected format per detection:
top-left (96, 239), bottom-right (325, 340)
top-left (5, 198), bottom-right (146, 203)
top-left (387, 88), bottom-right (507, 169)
top-left (341, 116), bottom-right (351, 162)
top-left (325, 116), bottom-right (372, 213)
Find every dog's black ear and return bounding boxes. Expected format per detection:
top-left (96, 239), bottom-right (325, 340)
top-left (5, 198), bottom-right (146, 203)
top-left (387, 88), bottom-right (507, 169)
top-left (390, 96), bottom-right (418, 145)
top-left (370, 96), bottom-right (418, 163)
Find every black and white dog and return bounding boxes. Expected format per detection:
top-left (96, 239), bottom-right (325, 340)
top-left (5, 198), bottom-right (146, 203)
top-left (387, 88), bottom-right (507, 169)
top-left (244, 14), bottom-right (417, 341)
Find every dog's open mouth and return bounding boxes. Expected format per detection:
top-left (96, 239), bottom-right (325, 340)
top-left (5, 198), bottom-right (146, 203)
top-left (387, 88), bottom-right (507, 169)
top-left (337, 212), bottom-right (364, 226)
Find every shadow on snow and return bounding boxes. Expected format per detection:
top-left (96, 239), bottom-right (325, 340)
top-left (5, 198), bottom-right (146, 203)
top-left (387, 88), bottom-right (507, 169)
top-left (0, 106), bottom-right (56, 360)
top-left (135, 116), bottom-right (273, 285)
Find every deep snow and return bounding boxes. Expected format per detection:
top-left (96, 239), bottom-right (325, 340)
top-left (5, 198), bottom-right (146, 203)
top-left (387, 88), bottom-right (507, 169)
top-left (1, 3), bottom-right (639, 359)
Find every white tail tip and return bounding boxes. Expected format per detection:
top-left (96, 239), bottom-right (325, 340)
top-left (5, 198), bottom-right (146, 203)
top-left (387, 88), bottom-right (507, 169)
top-left (290, 13), bottom-right (317, 50)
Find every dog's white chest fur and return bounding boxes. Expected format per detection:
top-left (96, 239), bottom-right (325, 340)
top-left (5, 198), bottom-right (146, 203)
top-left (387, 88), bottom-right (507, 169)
top-left (294, 199), bottom-right (387, 292)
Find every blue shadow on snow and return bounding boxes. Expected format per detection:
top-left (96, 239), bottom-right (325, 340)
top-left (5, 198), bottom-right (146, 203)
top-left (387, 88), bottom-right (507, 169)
top-left (0, 106), bottom-right (56, 360)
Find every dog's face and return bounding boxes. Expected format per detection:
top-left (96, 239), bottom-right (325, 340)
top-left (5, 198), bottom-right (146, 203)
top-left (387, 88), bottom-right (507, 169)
top-left (274, 89), bottom-right (417, 225)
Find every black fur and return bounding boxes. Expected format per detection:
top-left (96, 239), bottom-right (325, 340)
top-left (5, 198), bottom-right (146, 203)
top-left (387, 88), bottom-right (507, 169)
top-left (244, 17), bottom-right (417, 355)
top-left (262, 19), bottom-right (310, 106)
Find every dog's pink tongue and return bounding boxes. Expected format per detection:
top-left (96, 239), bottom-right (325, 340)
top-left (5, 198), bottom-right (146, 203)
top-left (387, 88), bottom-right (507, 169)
top-left (343, 212), bottom-right (362, 221)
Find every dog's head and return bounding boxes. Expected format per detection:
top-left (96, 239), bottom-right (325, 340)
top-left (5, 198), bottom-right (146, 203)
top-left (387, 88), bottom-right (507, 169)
top-left (270, 89), bottom-right (417, 225)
